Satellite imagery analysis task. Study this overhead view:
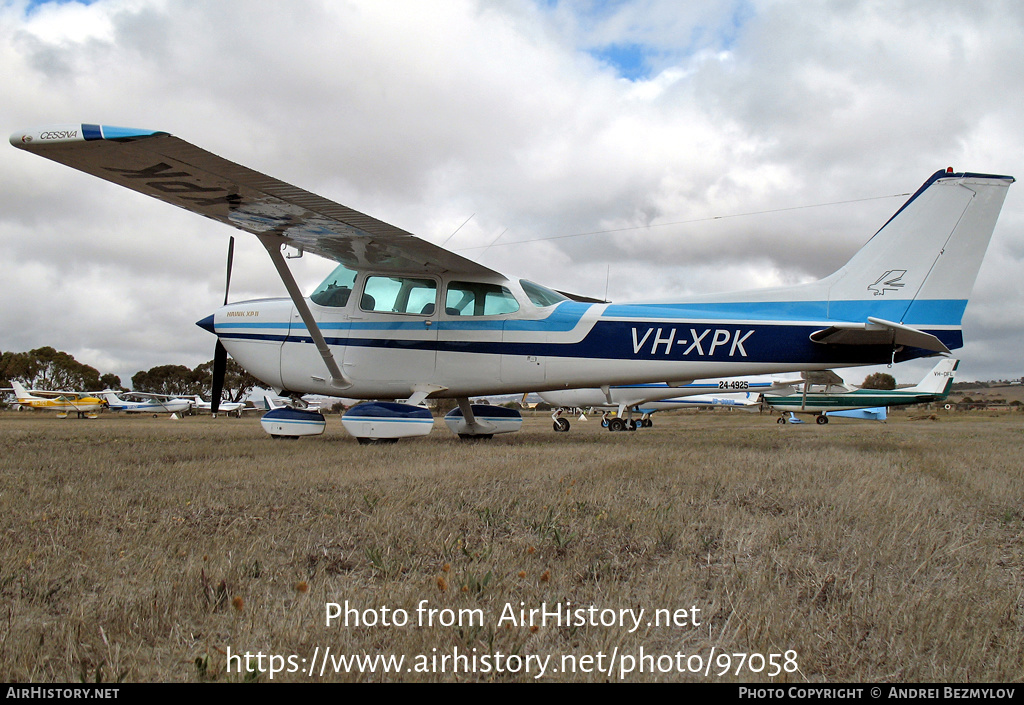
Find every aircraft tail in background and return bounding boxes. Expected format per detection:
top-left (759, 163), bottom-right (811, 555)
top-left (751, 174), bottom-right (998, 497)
top-left (905, 357), bottom-right (959, 396)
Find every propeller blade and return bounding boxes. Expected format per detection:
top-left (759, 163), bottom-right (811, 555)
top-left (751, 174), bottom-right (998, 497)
top-left (211, 236), bottom-right (234, 416)
top-left (223, 236), bottom-right (234, 306)
top-left (211, 340), bottom-right (227, 416)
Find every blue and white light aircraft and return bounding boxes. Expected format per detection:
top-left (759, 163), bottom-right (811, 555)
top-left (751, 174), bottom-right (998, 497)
top-left (103, 390), bottom-right (193, 416)
top-left (10, 124), bottom-right (1014, 442)
top-left (539, 380), bottom-right (776, 432)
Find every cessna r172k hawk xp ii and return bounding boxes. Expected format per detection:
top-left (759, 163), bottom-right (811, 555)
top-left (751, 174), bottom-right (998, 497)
top-left (10, 124), bottom-right (1014, 442)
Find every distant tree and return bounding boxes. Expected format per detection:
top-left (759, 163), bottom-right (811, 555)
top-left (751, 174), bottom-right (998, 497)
top-left (429, 398), bottom-right (459, 416)
top-left (0, 350), bottom-right (23, 386)
top-left (1, 347), bottom-right (102, 391)
top-left (132, 364), bottom-right (203, 397)
top-left (861, 372), bottom-right (896, 390)
top-left (99, 373), bottom-right (125, 391)
top-left (193, 358), bottom-right (260, 403)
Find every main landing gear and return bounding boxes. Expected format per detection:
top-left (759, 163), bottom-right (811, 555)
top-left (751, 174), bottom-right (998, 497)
top-left (601, 412), bottom-right (652, 432)
top-left (776, 413), bottom-right (828, 425)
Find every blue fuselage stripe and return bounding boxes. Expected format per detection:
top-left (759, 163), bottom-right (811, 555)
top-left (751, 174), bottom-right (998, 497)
top-left (603, 299), bottom-right (966, 323)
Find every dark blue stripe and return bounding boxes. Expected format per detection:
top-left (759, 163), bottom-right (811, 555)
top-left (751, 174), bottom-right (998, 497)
top-left (221, 320), bottom-right (961, 365)
top-left (263, 408), bottom-right (325, 422)
top-left (446, 405), bottom-right (522, 419)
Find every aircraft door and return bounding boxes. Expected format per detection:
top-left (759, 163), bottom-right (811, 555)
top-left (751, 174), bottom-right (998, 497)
top-left (340, 275), bottom-right (438, 394)
top-left (434, 280), bottom-right (513, 390)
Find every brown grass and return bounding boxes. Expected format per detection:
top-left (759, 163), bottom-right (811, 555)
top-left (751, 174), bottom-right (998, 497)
top-left (1, 409), bottom-right (1022, 682)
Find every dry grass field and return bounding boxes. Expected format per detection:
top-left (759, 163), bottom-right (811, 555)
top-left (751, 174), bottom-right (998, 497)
top-left (1, 408), bottom-right (1022, 683)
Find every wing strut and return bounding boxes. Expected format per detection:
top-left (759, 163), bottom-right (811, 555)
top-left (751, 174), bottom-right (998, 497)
top-left (258, 234), bottom-right (351, 390)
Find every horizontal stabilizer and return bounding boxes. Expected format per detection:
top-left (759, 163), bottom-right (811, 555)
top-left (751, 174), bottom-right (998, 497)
top-left (809, 317), bottom-right (951, 354)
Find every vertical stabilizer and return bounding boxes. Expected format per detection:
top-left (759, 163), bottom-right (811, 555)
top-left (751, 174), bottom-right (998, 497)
top-left (823, 171), bottom-right (1013, 326)
top-left (907, 357), bottom-right (959, 395)
top-left (11, 381), bottom-right (32, 401)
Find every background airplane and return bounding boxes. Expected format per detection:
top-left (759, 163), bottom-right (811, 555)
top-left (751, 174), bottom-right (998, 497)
top-left (764, 357), bottom-right (958, 424)
top-left (561, 391), bottom-right (762, 432)
top-left (189, 395), bottom-right (247, 417)
top-left (102, 391), bottom-right (193, 416)
top-left (261, 394), bottom-right (323, 413)
top-left (540, 380), bottom-right (778, 431)
top-left (10, 381), bottom-right (104, 418)
top-left (9, 125), bottom-right (1013, 442)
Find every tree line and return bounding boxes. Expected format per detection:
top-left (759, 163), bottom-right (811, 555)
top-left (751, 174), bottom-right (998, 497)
top-left (1, 347), bottom-right (258, 402)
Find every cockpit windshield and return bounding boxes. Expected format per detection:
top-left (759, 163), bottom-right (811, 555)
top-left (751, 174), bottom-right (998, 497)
top-left (310, 263), bottom-right (358, 307)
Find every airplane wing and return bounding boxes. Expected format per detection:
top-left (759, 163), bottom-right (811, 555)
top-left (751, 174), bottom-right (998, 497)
top-left (123, 391), bottom-right (185, 400)
top-left (801, 369), bottom-right (846, 387)
top-left (10, 124), bottom-right (499, 277)
top-left (28, 389), bottom-right (88, 398)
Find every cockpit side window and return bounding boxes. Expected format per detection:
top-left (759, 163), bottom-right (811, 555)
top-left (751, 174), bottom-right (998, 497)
top-left (520, 279), bottom-right (567, 308)
top-left (361, 276), bottom-right (437, 315)
top-left (310, 264), bottom-right (358, 308)
top-left (445, 282), bottom-right (520, 316)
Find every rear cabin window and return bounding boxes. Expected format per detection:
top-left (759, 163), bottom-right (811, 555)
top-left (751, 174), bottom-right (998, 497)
top-left (445, 282), bottom-right (520, 316)
top-left (360, 276), bottom-right (438, 315)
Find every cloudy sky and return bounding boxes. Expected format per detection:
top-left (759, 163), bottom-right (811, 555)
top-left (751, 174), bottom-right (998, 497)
top-left (2, 0), bottom-right (1022, 387)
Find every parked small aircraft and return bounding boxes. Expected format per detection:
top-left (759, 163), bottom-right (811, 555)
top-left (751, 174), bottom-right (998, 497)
top-left (189, 395), bottom-right (246, 417)
top-left (764, 357), bottom-right (958, 424)
top-left (261, 394), bottom-right (323, 413)
top-left (10, 124), bottom-right (1013, 442)
top-left (10, 381), bottom-right (104, 418)
top-left (539, 380), bottom-right (776, 431)
top-left (102, 391), bottom-right (193, 416)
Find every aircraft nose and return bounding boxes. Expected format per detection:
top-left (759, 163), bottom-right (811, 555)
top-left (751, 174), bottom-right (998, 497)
top-left (196, 314), bottom-right (216, 334)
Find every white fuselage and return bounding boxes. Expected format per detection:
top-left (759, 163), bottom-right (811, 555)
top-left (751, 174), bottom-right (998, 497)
top-left (207, 272), bottom-right (951, 401)
top-left (105, 393), bottom-right (192, 414)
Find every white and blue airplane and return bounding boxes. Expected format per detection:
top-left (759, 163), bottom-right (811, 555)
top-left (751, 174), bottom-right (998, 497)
top-left (539, 380), bottom-right (777, 432)
top-left (188, 395), bottom-right (247, 417)
top-left (102, 390), bottom-right (193, 416)
top-left (9, 124), bottom-right (1014, 442)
